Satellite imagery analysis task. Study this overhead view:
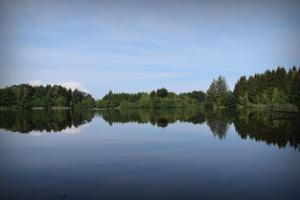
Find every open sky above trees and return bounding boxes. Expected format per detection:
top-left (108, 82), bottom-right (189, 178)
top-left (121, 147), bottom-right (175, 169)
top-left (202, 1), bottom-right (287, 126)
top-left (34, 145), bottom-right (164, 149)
top-left (0, 0), bottom-right (300, 98)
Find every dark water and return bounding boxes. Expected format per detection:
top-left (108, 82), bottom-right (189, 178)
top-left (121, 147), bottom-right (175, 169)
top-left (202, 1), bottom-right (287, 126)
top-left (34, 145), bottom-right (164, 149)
top-left (0, 109), bottom-right (300, 200)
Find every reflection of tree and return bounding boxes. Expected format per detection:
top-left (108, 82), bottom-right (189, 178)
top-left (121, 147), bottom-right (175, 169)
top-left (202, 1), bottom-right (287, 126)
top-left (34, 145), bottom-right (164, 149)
top-left (99, 108), bottom-right (206, 128)
top-left (3, 108), bottom-right (298, 150)
top-left (154, 117), bottom-right (169, 128)
top-left (0, 110), bottom-right (95, 133)
top-left (206, 120), bottom-right (228, 139)
top-left (234, 110), bottom-right (300, 150)
top-left (99, 108), bottom-right (236, 135)
top-left (204, 109), bottom-right (234, 139)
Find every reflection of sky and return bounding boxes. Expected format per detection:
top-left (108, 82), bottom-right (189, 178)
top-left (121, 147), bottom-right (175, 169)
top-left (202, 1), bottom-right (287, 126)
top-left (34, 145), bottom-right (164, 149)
top-left (1, 117), bottom-right (299, 199)
top-left (25, 123), bottom-right (91, 136)
top-left (60, 124), bottom-right (90, 134)
top-left (1, 0), bottom-right (299, 98)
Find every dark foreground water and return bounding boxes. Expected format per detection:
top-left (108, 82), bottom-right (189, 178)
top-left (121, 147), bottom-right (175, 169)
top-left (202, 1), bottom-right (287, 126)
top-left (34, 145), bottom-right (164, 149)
top-left (0, 109), bottom-right (300, 200)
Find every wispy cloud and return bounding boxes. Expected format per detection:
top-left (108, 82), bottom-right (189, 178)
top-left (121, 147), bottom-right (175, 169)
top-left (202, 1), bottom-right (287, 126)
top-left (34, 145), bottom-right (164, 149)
top-left (94, 71), bottom-right (190, 84)
top-left (2, 0), bottom-right (300, 98)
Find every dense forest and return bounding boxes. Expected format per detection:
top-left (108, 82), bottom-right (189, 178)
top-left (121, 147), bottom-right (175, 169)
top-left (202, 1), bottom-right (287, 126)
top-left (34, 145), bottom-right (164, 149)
top-left (0, 66), bottom-right (299, 111)
top-left (0, 84), bottom-right (96, 109)
top-left (234, 66), bottom-right (300, 110)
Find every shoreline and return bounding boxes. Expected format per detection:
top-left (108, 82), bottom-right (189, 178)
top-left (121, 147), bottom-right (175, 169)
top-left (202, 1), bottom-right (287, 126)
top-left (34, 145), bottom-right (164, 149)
top-left (0, 105), bottom-right (298, 112)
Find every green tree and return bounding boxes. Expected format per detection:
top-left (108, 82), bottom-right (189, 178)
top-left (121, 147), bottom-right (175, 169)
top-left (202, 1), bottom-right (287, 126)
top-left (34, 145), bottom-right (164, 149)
top-left (0, 89), bottom-right (16, 107)
top-left (205, 76), bottom-right (230, 108)
top-left (156, 88), bottom-right (169, 98)
top-left (56, 96), bottom-right (67, 107)
top-left (139, 93), bottom-right (151, 108)
top-left (80, 96), bottom-right (96, 108)
top-left (238, 92), bottom-right (249, 108)
top-left (290, 69), bottom-right (300, 108)
top-left (271, 88), bottom-right (281, 104)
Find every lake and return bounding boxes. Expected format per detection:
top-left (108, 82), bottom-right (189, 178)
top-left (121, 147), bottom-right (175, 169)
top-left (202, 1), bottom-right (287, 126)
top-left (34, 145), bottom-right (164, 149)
top-left (0, 109), bottom-right (299, 200)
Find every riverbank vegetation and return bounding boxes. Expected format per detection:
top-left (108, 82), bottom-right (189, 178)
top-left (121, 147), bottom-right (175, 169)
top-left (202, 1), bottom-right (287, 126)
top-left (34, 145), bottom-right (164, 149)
top-left (0, 66), bottom-right (299, 111)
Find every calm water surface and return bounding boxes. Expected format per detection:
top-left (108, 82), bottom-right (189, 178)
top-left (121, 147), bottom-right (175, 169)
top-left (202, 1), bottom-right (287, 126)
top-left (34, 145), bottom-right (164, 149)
top-left (0, 109), bottom-right (299, 200)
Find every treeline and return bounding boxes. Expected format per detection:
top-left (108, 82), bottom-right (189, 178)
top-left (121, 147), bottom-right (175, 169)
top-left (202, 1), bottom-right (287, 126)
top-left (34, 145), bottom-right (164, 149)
top-left (96, 76), bottom-right (234, 109)
top-left (0, 84), bottom-right (96, 109)
top-left (96, 66), bottom-right (300, 111)
top-left (234, 66), bottom-right (300, 109)
top-left (96, 88), bottom-right (205, 109)
top-left (94, 75), bottom-right (235, 110)
top-left (0, 66), bottom-right (299, 110)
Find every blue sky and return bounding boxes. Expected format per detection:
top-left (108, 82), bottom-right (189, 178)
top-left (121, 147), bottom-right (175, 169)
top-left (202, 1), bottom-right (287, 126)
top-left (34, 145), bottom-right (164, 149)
top-left (0, 0), bottom-right (299, 98)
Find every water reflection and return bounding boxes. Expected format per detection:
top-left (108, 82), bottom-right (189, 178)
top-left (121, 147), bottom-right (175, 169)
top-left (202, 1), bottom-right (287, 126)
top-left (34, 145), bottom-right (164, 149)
top-left (97, 108), bottom-right (206, 127)
top-left (234, 110), bottom-right (300, 150)
top-left (0, 110), bottom-right (94, 133)
top-left (98, 108), bottom-right (234, 139)
top-left (0, 109), bottom-right (299, 149)
top-left (204, 110), bottom-right (235, 139)
top-left (98, 108), bottom-right (300, 149)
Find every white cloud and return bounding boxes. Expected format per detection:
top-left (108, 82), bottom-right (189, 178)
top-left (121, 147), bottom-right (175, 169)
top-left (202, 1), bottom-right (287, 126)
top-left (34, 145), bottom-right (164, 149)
top-left (28, 80), bottom-right (90, 93)
top-left (57, 81), bottom-right (89, 93)
top-left (29, 80), bottom-right (42, 86)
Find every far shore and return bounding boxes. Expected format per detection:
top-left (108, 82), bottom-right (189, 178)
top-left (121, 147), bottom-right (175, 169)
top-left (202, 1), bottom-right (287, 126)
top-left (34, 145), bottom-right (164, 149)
top-left (0, 105), bottom-right (298, 112)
